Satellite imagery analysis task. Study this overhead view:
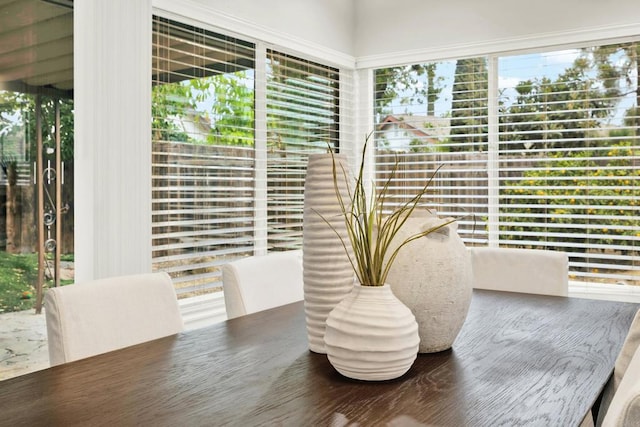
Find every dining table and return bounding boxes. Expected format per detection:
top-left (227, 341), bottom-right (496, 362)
top-left (1, 289), bottom-right (638, 427)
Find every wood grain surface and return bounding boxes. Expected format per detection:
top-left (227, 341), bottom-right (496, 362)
top-left (0, 290), bottom-right (637, 427)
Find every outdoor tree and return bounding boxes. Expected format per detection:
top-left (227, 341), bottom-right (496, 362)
top-left (497, 51), bottom-right (637, 261)
top-left (374, 63), bottom-right (444, 118)
top-left (591, 42), bottom-right (640, 133)
top-left (151, 81), bottom-right (192, 143)
top-left (374, 63), bottom-right (444, 152)
top-left (449, 57), bottom-right (488, 152)
top-left (500, 57), bottom-right (616, 151)
top-left (193, 72), bottom-right (254, 146)
top-left (425, 64), bottom-right (441, 116)
top-left (1, 92), bottom-right (73, 162)
top-left (266, 52), bottom-right (338, 152)
top-left (0, 93), bottom-right (23, 253)
top-left (152, 70), bottom-right (254, 146)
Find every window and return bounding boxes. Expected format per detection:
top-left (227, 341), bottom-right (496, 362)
top-left (498, 46), bottom-right (639, 286)
top-left (0, 0), bottom-right (74, 313)
top-left (151, 16), bottom-right (342, 296)
top-left (266, 51), bottom-right (340, 250)
top-left (374, 40), bottom-right (640, 288)
top-left (152, 16), bottom-right (256, 296)
top-left (374, 59), bottom-right (489, 243)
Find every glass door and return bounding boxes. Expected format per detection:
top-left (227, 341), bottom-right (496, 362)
top-left (0, 0), bottom-right (74, 380)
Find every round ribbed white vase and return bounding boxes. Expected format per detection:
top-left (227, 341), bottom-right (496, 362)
top-left (303, 153), bottom-right (354, 354)
top-left (387, 212), bottom-right (472, 353)
top-left (324, 284), bottom-right (420, 381)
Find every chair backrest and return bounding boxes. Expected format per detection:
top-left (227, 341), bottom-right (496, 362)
top-left (597, 309), bottom-right (640, 426)
top-left (45, 272), bottom-right (184, 366)
top-left (601, 314), bottom-right (640, 426)
top-left (469, 247), bottom-right (569, 297)
top-left (222, 250), bottom-right (303, 319)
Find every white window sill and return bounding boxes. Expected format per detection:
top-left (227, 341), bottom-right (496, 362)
top-left (570, 281), bottom-right (640, 304)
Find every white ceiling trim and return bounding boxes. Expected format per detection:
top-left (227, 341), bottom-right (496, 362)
top-left (152, 1), bottom-right (640, 73)
top-left (152, 0), bottom-right (356, 70)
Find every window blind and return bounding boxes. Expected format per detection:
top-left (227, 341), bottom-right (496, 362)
top-left (265, 50), bottom-right (340, 250)
top-left (373, 41), bottom-right (640, 288)
top-left (373, 59), bottom-right (489, 245)
top-left (152, 16), bottom-right (256, 296)
top-left (498, 46), bottom-right (639, 285)
top-left (151, 16), bottom-right (344, 296)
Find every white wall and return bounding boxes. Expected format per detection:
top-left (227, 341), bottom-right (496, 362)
top-left (154, 0), bottom-right (640, 66)
top-left (74, 0), bottom-right (152, 281)
top-left (153, 0), bottom-right (355, 67)
top-left (354, 0), bottom-right (640, 67)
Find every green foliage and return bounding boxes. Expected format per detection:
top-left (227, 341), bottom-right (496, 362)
top-left (449, 57), bottom-right (488, 152)
top-left (591, 41), bottom-right (640, 127)
top-left (152, 71), bottom-right (255, 146)
top-left (0, 91), bottom-right (74, 162)
top-left (266, 52), bottom-right (339, 151)
top-left (500, 57), bottom-right (616, 150)
top-left (500, 141), bottom-right (640, 251)
top-left (152, 82), bottom-right (193, 142)
top-left (374, 64), bottom-right (444, 117)
top-left (446, 42), bottom-right (637, 153)
top-left (0, 252), bottom-right (38, 313)
top-left (205, 73), bottom-right (254, 146)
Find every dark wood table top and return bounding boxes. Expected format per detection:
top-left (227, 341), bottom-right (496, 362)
top-left (1, 290), bottom-right (638, 427)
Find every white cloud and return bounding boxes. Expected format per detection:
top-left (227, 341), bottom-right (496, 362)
top-left (499, 76), bottom-right (522, 89)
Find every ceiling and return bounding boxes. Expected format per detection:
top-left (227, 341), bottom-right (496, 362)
top-left (0, 1), bottom-right (250, 99)
top-left (0, 0), bottom-right (73, 98)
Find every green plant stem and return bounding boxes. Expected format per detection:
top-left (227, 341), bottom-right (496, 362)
top-left (317, 132), bottom-right (457, 287)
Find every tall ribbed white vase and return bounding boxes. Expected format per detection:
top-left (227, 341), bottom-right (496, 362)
top-left (324, 284), bottom-right (420, 381)
top-left (303, 153), bottom-right (354, 354)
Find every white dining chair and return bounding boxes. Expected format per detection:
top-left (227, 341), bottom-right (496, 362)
top-left (45, 272), bottom-right (184, 366)
top-left (596, 309), bottom-right (640, 426)
top-left (600, 347), bottom-right (640, 426)
top-left (222, 250), bottom-right (304, 319)
top-left (469, 247), bottom-right (569, 297)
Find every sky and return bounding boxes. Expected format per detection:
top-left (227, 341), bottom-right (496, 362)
top-left (385, 48), bottom-right (636, 126)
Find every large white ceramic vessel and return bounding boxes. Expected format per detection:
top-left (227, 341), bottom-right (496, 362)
top-left (387, 211), bottom-right (472, 353)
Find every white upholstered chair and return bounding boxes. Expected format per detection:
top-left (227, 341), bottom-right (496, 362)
top-left (222, 250), bottom-right (303, 319)
top-left (45, 272), bottom-right (184, 366)
top-left (597, 309), bottom-right (640, 426)
top-left (469, 247), bottom-right (569, 297)
top-left (600, 347), bottom-right (640, 426)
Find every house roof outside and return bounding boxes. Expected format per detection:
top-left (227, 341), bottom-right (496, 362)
top-left (378, 114), bottom-right (451, 151)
